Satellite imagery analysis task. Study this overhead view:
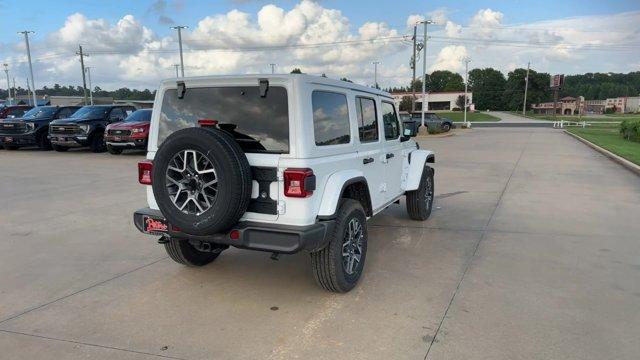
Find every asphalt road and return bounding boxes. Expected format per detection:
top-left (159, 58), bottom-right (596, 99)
top-left (1, 128), bottom-right (639, 359)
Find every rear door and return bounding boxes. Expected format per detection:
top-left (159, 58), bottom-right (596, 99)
top-left (154, 84), bottom-right (291, 221)
top-left (355, 96), bottom-right (386, 210)
top-left (380, 101), bottom-right (404, 200)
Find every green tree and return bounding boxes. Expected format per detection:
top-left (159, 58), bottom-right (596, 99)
top-left (398, 96), bottom-right (413, 112)
top-left (426, 70), bottom-right (464, 92)
top-left (290, 68), bottom-right (303, 74)
top-left (468, 68), bottom-right (507, 110)
top-left (503, 68), bottom-right (550, 111)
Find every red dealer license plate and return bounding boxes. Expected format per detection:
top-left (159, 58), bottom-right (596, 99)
top-left (143, 216), bottom-right (168, 234)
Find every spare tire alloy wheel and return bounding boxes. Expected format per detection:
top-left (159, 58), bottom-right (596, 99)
top-left (166, 149), bottom-right (218, 215)
top-left (152, 127), bottom-right (252, 236)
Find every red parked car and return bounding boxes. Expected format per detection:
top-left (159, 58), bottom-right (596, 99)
top-left (104, 109), bottom-right (152, 154)
top-left (0, 105), bottom-right (33, 119)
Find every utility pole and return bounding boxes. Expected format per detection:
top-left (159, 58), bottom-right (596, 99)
top-left (269, 63), bottom-right (276, 74)
top-left (76, 45), bottom-right (89, 105)
top-left (26, 78), bottom-right (32, 106)
top-left (85, 67), bottom-right (93, 105)
top-left (419, 20), bottom-right (433, 129)
top-left (18, 31), bottom-right (37, 107)
top-left (171, 25), bottom-right (188, 77)
top-left (463, 57), bottom-right (471, 126)
top-left (411, 24), bottom-right (417, 112)
top-left (372, 61), bottom-right (380, 89)
top-left (522, 62), bottom-right (530, 116)
top-left (3, 64), bottom-right (11, 105)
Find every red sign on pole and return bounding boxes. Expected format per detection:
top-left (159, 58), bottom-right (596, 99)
top-left (550, 74), bottom-right (564, 89)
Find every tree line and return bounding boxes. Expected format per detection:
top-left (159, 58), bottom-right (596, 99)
top-left (385, 70), bottom-right (640, 112)
top-left (0, 84), bottom-right (156, 101)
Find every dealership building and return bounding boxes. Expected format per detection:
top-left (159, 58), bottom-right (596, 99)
top-left (532, 95), bottom-right (640, 115)
top-left (390, 91), bottom-right (474, 112)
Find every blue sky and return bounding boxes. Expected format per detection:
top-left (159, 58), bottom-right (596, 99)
top-left (0, 0), bottom-right (638, 90)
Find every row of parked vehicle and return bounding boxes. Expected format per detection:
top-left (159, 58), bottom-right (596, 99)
top-left (0, 104), bottom-right (152, 154)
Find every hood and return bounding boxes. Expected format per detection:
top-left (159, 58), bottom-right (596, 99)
top-left (3, 116), bottom-right (53, 123)
top-left (50, 117), bottom-right (100, 125)
top-left (107, 121), bottom-right (150, 130)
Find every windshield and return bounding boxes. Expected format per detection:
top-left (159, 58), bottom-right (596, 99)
top-left (70, 106), bottom-right (109, 119)
top-left (159, 86), bottom-right (289, 153)
top-left (125, 110), bottom-right (152, 123)
top-left (22, 107), bottom-right (58, 119)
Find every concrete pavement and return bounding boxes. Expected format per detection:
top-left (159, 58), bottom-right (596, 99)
top-left (1, 128), bottom-right (639, 359)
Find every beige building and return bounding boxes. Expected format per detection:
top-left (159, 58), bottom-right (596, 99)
top-left (532, 96), bottom-right (585, 115)
top-left (390, 91), bottom-right (474, 111)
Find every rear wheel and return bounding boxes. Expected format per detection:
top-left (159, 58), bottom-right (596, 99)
top-left (311, 199), bottom-right (368, 293)
top-left (164, 238), bottom-right (224, 266)
top-left (407, 165), bottom-right (434, 220)
top-left (89, 133), bottom-right (106, 153)
top-left (37, 131), bottom-right (52, 150)
top-left (52, 144), bottom-right (69, 152)
top-left (107, 145), bottom-right (123, 155)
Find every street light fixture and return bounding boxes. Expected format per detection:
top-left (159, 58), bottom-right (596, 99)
top-left (418, 20), bottom-right (434, 130)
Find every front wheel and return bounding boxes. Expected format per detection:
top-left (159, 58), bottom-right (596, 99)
top-left (406, 165), bottom-right (434, 220)
top-left (164, 238), bottom-right (224, 266)
top-left (37, 131), bottom-right (52, 150)
top-left (441, 123), bottom-right (451, 132)
top-left (107, 145), bottom-right (123, 155)
top-left (89, 133), bottom-right (106, 153)
top-left (52, 145), bottom-right (69, 152)
top-left (311, 199), bottom-right (368, 293)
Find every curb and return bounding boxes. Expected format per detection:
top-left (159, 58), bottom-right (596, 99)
top-left (416, 132), bottom-right (456, 139)
top-left (564, 130), bottom-right (640, 176)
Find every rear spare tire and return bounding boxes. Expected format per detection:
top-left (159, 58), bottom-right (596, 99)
top-left (152, 127), bottom-right (252, 235)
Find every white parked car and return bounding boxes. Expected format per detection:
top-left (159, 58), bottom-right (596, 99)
top-left (134, 74), bottom-right (435, 292)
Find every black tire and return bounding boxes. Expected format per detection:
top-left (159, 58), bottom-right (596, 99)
top-left (36, 131), bottom-right (52, 150)
top-left (406, 165), bottom-right (434, 220)
top-left (152, 127), bottom-right (252, 236)
top-left (4, 145), bottom-right (19, 150)
top-left (441, 123), bottom-right (451, 132)
top-left (164, 238), bottom-right (223, 266)
top-left (89, 133), bottom-right (106, 153)
top-left (52, 144), bottom-right (69, 152)
top-left (107, 145), bottom-right (123, 155)
top-left (311, 199), bottom-right (368, 293)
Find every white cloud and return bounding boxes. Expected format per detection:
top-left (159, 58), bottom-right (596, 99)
top-left (1, 3), bottom-right (638, 92)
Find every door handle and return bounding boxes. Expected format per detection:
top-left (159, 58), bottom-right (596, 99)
top-left (386, 153), bottom-right (394, 159)
top-left (363, 157), bottom-right (374, 165)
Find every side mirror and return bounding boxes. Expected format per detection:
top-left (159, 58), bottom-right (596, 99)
top-left (403, 121), bottom-right (418, 137)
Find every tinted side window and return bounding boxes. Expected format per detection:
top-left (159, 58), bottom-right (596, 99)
top-left (57, 108), bottom-right (74, 118)
top-left (356, 97), bottom-right (378, 143)
top-left (312, 91), bottom-right (350, 146)
top-left (382, 102), bottom-right (400, 140)
top-left (109, 108), bottom-right (125, 121)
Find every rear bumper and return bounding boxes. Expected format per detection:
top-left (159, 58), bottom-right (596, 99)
top-left (133, 207), bottom-right (334, 254)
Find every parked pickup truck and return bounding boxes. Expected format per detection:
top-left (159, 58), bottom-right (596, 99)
top-left (133, 75), bottom-right (435, 292)
top-left (0, 105), bottom-right (33, 120)
top-left (0, 106), bottom-right (81, 150)
top-left (48, 105), bottom-right (136, 152)
top-left (104, 109), bottom-right (152, 154)
top-left (401, 111), bottom-right (455, 133)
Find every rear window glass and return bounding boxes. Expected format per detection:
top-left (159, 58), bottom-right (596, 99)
top-left (159, 86), bottom-right (289, 153)
top-left (312, 91), bottom-right (350, 146)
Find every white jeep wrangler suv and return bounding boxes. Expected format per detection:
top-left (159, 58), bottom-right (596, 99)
top-left (134, 74), bottom-right (435, 292)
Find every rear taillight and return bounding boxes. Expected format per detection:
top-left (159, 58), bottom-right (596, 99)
top-left (198, 119), bottom-right (218, 127)
top-left (138, 160), bottom-right (153, 185)
top-left (283, 168), bottom-right (315, 198)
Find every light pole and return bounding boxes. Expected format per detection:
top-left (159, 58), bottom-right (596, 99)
top-left (463, 57), bottom-right (471, 127)
top-left (3, 64), bottom-right (11, 105)
top-left (172, 64), bottom-right (180, 78)
top-left (419, 20), bottom-right (433, 129)
top-left (269, 63), bottom-right (277, 74)
top-left (76, 45), bottom-right (89, 105)
top-left (411, 24), bottom-right (417, 112)
top-left (18, 30), bottom-right (37, 107)
top-left (522, 62), bottom-right (530, 116)
top-left (171, 25), bottom-right (188, 77)
top-left (372, 61), bottom-right (380, 89)
top-left (85, 67), bottom-right (94, 105)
